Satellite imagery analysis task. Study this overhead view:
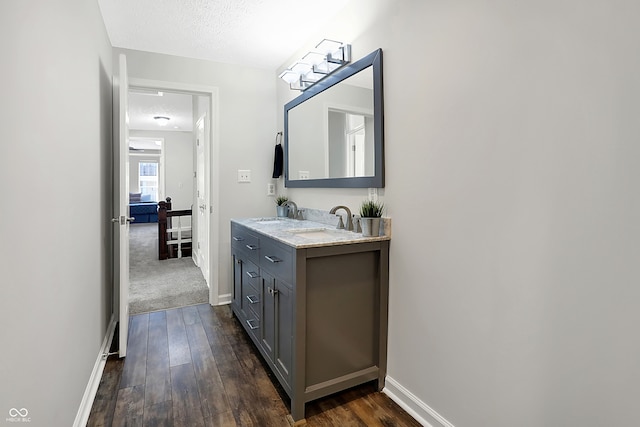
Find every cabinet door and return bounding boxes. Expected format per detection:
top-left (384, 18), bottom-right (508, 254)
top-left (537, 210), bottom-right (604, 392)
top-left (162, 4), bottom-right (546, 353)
top-left (274, 280), bottom-right (293, 386)
top-left (261, 271), bottom-right (292, 387)
top-left (261, 271), bottom-right (276, 363)
top-left (232, 251), bottom-right (243, 313)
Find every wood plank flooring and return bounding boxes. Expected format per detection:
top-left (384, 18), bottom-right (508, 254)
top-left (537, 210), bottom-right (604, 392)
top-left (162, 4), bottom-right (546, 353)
top-left (87, 304), bottom-right (421, 426)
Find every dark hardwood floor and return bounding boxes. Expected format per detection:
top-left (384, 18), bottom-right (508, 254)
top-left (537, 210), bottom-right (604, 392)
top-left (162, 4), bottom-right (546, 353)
top-left (88, 304), bottom-right (421, 426)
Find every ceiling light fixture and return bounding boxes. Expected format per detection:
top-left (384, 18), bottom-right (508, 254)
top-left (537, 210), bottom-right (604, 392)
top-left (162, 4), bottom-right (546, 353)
top-left (278, 39), bottom-right (351, 91)
top-left (153, 116), bottom-right (170, 126)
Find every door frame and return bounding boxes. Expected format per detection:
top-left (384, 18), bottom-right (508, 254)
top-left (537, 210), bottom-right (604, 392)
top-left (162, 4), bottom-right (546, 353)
top-left (129, 78), bottom-right (220, 306)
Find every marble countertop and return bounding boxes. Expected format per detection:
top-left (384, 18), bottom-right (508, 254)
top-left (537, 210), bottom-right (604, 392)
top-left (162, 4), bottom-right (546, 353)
top-left (231, 217), bottom-right (390, 249)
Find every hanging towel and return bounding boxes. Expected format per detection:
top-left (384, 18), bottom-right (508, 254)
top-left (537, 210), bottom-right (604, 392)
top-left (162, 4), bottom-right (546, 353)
top-left (272, 133), bottom-right (284, 178)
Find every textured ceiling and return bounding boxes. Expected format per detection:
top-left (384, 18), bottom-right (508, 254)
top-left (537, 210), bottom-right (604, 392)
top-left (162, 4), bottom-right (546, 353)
top-left (128, 90), bottom-right (193, 132)
top-left (98, 0), bottom-right (352, 70)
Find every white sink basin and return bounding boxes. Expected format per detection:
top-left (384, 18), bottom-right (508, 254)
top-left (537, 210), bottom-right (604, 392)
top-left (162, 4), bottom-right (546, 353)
top-left (286, 227), bottom-right (343, 239)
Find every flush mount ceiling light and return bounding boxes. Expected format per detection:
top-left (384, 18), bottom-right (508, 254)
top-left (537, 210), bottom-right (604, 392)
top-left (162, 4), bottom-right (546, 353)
top-left (153, 116), bottom-right (170, 126)
top-left (278, 39), bottom-right (351, 91)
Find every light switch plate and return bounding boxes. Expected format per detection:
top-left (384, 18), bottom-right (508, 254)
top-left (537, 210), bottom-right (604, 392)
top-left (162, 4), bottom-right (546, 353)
top-left (238, 169), bottom-right (251, 183)
top-left (368, 187), bottom-right (378, 202)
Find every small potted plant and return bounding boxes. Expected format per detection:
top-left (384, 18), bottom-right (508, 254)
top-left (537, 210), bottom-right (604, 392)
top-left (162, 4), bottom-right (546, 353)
top-left (359, 200), bottom-right (384, 237)
top-left (275, 196), bottom-right (289, 217)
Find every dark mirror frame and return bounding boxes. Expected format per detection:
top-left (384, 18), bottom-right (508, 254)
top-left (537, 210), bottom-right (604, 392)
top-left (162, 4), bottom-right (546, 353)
top-left (284, 48), bottom-right (384, 188)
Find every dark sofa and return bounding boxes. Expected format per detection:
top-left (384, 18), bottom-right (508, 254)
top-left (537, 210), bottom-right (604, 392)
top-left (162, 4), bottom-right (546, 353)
top-left (129, 193), bottom-right (158, 223)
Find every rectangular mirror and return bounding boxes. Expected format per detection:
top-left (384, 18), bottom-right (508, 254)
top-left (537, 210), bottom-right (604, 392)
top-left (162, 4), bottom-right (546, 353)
top-left (284, 49), bottom-right (384, 188)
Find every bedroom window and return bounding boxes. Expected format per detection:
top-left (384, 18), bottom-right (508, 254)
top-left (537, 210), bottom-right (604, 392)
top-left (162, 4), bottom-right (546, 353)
top-left (139, 161), bottom-right (159, 201)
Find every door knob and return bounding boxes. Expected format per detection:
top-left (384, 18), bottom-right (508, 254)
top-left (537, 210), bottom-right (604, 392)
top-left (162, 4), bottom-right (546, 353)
top-left (111, 216), bottom-right (135, 224)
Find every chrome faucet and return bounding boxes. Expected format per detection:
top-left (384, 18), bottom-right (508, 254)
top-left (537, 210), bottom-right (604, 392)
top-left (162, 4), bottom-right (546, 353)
top-left (329, 205), bottom-right (353, 231)
top-left (284, 201), bottom-right (298, 219)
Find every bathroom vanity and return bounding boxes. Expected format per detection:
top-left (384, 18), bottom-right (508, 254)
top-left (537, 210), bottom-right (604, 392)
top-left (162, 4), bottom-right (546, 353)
top-left (230, 217), bottom-right (390, 424)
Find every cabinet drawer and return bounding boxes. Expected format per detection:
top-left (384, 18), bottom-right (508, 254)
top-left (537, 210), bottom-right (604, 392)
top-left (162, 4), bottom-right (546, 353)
top-left (244, 289), bottom-right (261, 320)
top-left (260, 237), bottom-right (293, 284)
top-left (242, 258), bottom-right (260, 318)
top-left (244, 259), bottom-right (261, 288)
top-left (231, 223), bottom-right (260, 262)
top-left (244, 316), bottom-right (260, 342)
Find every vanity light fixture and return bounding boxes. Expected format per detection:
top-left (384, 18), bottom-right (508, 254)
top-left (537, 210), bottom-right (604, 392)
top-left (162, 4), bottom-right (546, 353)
top-left (153, 116), bottom-right (170, 126)
top-left (278, 39), bottom-right (352, 91)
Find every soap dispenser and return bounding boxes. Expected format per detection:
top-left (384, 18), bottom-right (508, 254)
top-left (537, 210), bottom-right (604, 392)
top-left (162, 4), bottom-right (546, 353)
top-left (353, 215), bottom-right (362, 233)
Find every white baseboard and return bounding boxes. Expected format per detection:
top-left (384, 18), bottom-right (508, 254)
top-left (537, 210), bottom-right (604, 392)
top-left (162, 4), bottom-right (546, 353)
top-left (217, 293), bottom-right (232, 305)
top-left (383, 376), bottom-right (455, 427)
top-left (73, 314), bottom-right (117, 427)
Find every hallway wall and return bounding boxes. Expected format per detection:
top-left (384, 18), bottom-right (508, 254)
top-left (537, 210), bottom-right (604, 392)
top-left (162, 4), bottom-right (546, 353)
top-left (130, 129), bottom-right (194, 210)
top-left (276, 1), bottom-right (640, 425)
top-left (0, 0), bottom-right (114, 425)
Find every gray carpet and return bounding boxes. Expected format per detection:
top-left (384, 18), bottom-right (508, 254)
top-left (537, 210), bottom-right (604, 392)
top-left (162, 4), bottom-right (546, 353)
top-left (129, 223), bottom-right (208, 315)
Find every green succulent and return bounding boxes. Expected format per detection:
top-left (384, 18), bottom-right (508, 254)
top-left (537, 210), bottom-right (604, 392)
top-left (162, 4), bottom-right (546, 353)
top-left (359, 200), bottom-right (384, 218)
top-left (275, 196), bottom-right (289, 206)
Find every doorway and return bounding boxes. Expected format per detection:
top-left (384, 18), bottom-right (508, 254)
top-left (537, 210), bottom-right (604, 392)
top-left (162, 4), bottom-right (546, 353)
top-left (126, 80), bottom-right (219, 311)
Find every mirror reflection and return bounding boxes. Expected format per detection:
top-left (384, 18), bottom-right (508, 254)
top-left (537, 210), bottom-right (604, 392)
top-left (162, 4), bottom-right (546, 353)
top-left (288, 67), bottom-right (374, 179)
top-left (284, 48), bottom-right (383, 188)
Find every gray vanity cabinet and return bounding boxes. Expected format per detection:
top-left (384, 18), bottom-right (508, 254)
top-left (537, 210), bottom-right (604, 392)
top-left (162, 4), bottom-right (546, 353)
top-left (230, 221), bottom-right (390, 423)
top-left (231, 222), bottom-right (294, 390)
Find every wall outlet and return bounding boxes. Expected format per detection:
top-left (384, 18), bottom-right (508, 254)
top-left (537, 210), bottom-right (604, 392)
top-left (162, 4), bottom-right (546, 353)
top-left (237, 169), bottom-right (251, 183)
top-left (368, 187), bottom-right (378, 202)
top-left (298, 170), bottom-right (310, 180)
top-left (267, 183), bottom-right (276, 196)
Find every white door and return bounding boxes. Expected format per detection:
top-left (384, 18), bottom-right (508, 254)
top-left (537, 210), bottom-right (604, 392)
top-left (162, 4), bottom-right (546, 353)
top-left (196, 115), bottom-right (209, 284)
top-left (113, 54), bottom-right (130, 357)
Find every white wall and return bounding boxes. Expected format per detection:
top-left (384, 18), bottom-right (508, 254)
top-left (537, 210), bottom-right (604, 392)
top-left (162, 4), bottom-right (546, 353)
top-left (114, 48), bottom-right (278, 298)
top-left (276, 1), bottom-right (640, 426)
top-left (0, 0), bottom-right (113, 425)
top-left (130, 130), bottom-right (194, 210)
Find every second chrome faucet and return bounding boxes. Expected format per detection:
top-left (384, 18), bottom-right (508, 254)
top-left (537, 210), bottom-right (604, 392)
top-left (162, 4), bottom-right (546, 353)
top-left (329, 205), bottom-right (353, 231)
